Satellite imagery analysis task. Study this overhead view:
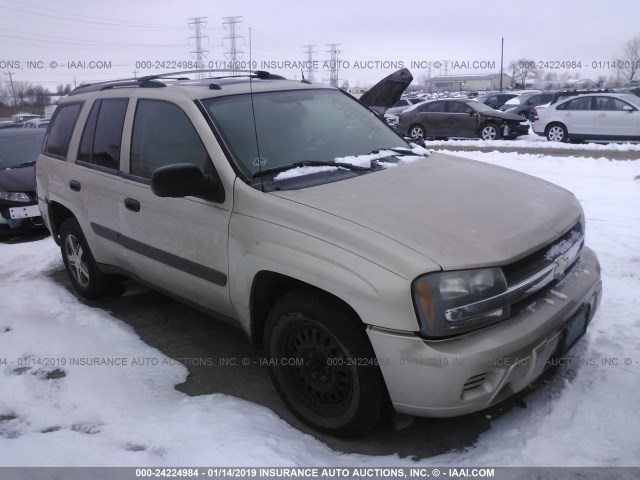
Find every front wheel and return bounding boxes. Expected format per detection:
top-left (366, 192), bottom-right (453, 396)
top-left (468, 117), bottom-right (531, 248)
top-left (480, 123), bottom-right (501, 140)
top-left (265, 291), bottom-right (388, 437)
top-left (408, 124), bottom-right (426, 140)
top-left (59, 218), bottom-right (115, 299)
top-left (546, 123), bottom-right (568, 142)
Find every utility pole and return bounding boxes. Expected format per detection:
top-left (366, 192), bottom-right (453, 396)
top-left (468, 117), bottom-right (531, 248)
top-left (326, 43), bottom-right (341, 87)
top-left (500, 37), bottom-right (504, 92)
top-left (7, 71), bottom-right (17, 106)
top-left (222, 16), bottom-right (244, 75)
top-left (303, 44), bottom-right (316, 82)
top-left (188, 17), bottom-right (209, 79)
top-left (132, 69), bottom-right (139, 79)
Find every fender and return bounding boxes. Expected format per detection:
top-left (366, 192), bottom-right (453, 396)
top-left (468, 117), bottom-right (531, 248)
top-left (227, 212), bottom-right (421, 337)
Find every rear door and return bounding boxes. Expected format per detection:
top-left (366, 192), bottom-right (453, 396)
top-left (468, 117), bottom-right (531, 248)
top-left (66, 97), bottom-right (130, 266)
top-left (118, 97), bottom-right (234, 317)
top-left (418, 101), bottom-right (446, 135)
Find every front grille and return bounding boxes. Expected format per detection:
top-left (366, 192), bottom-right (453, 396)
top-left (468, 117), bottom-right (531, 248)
top-left (503, 220), bottom-right (583, 287)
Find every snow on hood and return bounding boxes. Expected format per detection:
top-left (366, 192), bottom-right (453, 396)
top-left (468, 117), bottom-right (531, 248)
top-left (273, 145), bottom-right (431, 180)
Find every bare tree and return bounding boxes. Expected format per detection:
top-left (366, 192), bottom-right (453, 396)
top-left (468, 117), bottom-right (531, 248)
top-left (55, 84), bottom-right (72, 95)
top-left (508, 58), bottom-right (542, 88)
top-left (12, 81), bottom-right (31, 106)
top-left (619, 35), bottom-right (640, 82)
top-left (25, 85), bottom-right (50, 107)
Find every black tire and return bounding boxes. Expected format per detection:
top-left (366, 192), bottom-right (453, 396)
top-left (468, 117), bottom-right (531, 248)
top-left (546, 123), bottom-right (568, 142)
top-left (59, 218), bottom-right (115, 299)
top-left (408, 124), bottom-right (426, 140)
top-left (265, 291), bottom-right (388, 437)
top-left (480, 123), bottom-right (501, 140)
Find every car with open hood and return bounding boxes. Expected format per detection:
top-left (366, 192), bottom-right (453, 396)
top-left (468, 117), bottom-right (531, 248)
top-left (36, 70), bottom-right (601, 437)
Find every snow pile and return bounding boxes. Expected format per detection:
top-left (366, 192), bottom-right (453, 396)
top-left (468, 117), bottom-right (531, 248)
top-left (0, 150), bottom-right (638, 466)
top-left (425, 134), bottom-right (640, 150)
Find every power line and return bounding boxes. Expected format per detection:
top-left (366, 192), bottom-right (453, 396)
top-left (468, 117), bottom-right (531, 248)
top-left (303, 45), bottom-right (316, 82)
top-left (326, 43), bottom-right (341, 87)
top-left (222, 16), bottom-right (244, 75)
top-left (0, 0), bottom-right (183, 29)
top-left (188, 17), bottom-right (209, 79)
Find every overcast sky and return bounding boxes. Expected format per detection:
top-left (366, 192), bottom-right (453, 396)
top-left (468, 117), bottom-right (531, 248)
top-left (1, 0), bottom-right (639, 90)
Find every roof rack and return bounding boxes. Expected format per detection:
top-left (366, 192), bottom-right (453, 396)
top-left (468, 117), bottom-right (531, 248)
top-left (69, 69), bottom-right (285, 96)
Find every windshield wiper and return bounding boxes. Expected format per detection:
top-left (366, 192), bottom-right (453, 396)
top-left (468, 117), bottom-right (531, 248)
top-left (368, 147), bottom-right (423, 156)
top-left (252, 160), bottom-right (372, 178)
top-left (16, 161), bottom-right (37, 167)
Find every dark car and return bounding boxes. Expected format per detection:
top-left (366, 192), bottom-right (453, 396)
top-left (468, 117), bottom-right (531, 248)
top-left (0, 129), bottom-right (47, 240)
top-left (396, 99), bottom-right (530, 140)
top-left (500, 92), bottom-right (555, 120)
top-left (475, 93), bottom-right (518, 109)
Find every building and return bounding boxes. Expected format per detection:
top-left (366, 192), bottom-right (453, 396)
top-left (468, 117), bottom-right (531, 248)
top-left (424, 74), bottom-right (514, 92)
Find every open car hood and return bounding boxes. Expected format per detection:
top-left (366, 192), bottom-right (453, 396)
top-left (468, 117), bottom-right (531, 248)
top-left (358, 68), bottom-right (413, 115)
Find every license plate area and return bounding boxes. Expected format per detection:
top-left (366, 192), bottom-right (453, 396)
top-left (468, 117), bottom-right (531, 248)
top-left (559, 305), bottom-right (589, 355)
top-left (9, 204), bottom-right (40, 219)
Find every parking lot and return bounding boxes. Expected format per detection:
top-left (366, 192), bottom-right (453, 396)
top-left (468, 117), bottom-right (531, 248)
top-left (1, 146), bottom-right (638, 466)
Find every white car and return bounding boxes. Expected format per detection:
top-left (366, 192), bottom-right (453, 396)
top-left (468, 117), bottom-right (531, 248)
top-left (22, 118), bottom-right (50, 129)
top-left (532, 93), bottom-right (640, 142)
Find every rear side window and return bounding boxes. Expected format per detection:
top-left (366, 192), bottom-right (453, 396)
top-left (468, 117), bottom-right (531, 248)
top-left (43, 102), bottom-right (82, 159)
top-left (421, 101), bottom-right (445, 113)
top-left (77, 98), bottom-right (128, 170)
top-left (130, 99), bottom-right (209, 178)
top-left (446, 101), bottom-right (468, 113)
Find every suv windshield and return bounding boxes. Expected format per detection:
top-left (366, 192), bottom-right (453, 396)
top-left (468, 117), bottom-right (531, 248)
top-left (201, 89), bottom-right (408, 179)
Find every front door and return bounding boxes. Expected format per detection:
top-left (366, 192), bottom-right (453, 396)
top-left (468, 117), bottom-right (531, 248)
top-left (118, 98), bottom-right (234, 317)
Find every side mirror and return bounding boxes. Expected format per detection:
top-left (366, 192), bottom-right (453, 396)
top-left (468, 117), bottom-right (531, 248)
top-left (466, 109), bottom-right (475, 115)
top-left (623, 105), bottom-right (634, 112)
top-left (151, 163), bottom-right (225, 203)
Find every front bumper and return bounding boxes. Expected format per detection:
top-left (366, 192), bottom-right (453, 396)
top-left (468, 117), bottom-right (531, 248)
top-left (0, 203), bottom-right (45, 239)
top-left (367, 247), bottom-right (602, 417)
top-left (502, 123), bottom-right (529, 137)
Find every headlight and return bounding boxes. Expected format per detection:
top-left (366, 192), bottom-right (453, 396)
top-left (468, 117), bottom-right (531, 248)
top-left (412, 267), bottom-right (509, 337)
top-left (0, 191), bottom-right (31, 203)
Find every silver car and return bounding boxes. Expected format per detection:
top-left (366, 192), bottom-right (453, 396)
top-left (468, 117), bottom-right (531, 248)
top-left (36, 71), bottom-right (601, 437)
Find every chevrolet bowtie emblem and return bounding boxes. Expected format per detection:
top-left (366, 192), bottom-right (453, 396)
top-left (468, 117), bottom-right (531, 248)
top-left (554, 255), bottom-right (570, 278)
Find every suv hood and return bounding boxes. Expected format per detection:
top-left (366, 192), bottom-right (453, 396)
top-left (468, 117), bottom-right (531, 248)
top-left (271, 153), bottom-right (580, 271)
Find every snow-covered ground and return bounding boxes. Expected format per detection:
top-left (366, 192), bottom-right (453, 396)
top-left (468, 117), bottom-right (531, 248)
top-left (424, 133), bottom-right (640, 151)
top-left (0, 150), bottom-right (639, 467)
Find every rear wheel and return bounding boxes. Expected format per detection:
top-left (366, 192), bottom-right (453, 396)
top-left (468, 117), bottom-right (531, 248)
top-left (265, 291), bottom-right (388, 437)
top-left (59, 218), bottom-right (115, 299)
top-left (546, 123), bottom-right (568, 142)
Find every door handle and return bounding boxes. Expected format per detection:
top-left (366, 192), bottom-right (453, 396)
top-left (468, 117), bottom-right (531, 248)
top-left (69, 180), bottom-right (81, 191)
top-left (124, 197), bottom-right (141, 212)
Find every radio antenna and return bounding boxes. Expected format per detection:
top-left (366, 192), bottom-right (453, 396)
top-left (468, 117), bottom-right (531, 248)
top-left (248, 28), bottom-right (265, 192)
